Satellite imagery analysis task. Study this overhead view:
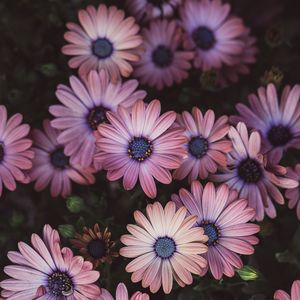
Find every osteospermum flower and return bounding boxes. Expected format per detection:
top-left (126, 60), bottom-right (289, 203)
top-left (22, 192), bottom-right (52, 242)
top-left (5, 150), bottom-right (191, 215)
top-left (95, 100), bottom-right (187, 199)
top-left (180, 0), bottom-right (246, 71)
top-left (231, 83), bottom-right (300, 159)
top-left (172, 181), bottom-right (260, 279)
top-left (98, 282), bottom-right (149, 300)
top-left (49, 70), bottom-right (146, 168)
top-left (62, 4), bottom-right (143, 80)
top-left (0, 105), bottom-right (34, 197)
top-left (274, 280), bottom-right (300, 300)
top-left (285, 165), bottom-right (300, 220)
top-left (30, 119), bottom-right (95, 198)
top-left (211, 122), bottom-right (298, 221)
top-left (133, 19), bottom-right (194, 90)
top-left (0, 224), bottom-right (100, 299)
top-left (70, 224), bottom-right (118, 268)
top-left (120, 201), bottom-right (208, 294)
top-left (126, 0), bottom-right (182, 22)
top-left (173, 107), bottom-right (231, 182)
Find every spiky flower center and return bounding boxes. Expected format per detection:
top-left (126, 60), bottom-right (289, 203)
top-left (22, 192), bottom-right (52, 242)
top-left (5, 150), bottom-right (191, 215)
top-left (48, 271), bottom-right (74, 297)
top-left (238, 158), bottom-right (262, 183)
top-left (154, 236), bottom-right (176, 259)
top-left (267, 124), bottom-right (292, 146)
top-left (92, 38), bottom-right (113, 59)
top-left (88, 106), bottom-right (108, 130)
top-left (201, 222), bottom-right (219, 246)
top-left (0, 143), bottom-right (4, 163)
top-left (152, 45), bottom-right (174, 68)
top-left (87, 239), bottom-right (106, 259)
top-left (192, 26), bottom-right (216, 50)
top-left (51, 148), bottom-right (69, 169)
top-left (128, 137), bottom-right (153, 161)
top-left (188, 136), bottom-right (209, 158)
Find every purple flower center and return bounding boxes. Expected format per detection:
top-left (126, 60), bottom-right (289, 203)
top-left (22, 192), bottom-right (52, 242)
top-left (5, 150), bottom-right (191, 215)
top-left (0, 143), bottom-right (4, 163)
top-left (201, 222), bottom-right (219, 246)
top-left (48, 271), bottom-right (73, 296)
top-left (188, 136), bottom-right (209, 158)
top-left (88, 106), bottom-right (109, 130)
top-left (92, 38), bottom-right (113, 59)
top-left (154, 236), bottom-right (176, 259)
top-left (192, 26), bottom-right (216, 50)
top-left (152, 45), bottom-right (174, 68)
top-left (267, 124), bottom-right (292, 147)
top-left (51, 148), bottom-right (69, 169)
top-left (87, 239), bottom-right (106, 259)
top-left (238, 158), bottom-right (262, 183)
top-left (128, 137), bottom-right (153, 161)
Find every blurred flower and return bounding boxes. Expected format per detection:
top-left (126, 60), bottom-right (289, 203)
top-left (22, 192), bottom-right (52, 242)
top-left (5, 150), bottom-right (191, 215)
top-left (70, 224), bottom-right (118, 268)
top-left (0, 105), bottom-right (34, 197)
top-left (49, 70), bottom-right (146, 168)
top-left (236, 265), bottom-right (259, 281)
top-left (260, 66), bottom-right (284, 88)
top-left (285, 165), bottom-right (300, 220)
top-left (265, 24), bottom-right (284, 48)
top-left (211, 122), bottom-right (298, 221)
top-left (98, 282), bottom-right (149, 300)
top-left (173, 107), bottom-right (231, 182)
top-left (133, 19), bottom-right (194, 90)
top-left (231, 84), bottom-right (300, 159)
top-left (180, 0), bottom-right (245, 71)
top-left (30, 119), bottom-right (95, 198)
top-left (66, 196), bottom-right (85, 213)
top-left (62, 4), bottom-right (143, 80)
top-left (58, 224), bottom-right (76, 239)
top-left (274, 280), bottom-right (300, 300)
top-left (172, 181), bottom-right (260, 280)
top-left (95, 100), bottom-right (187, 199)
top-left (126, 0), bottom-right (182, 23)
top-left (120, 201), bottom-right (208, 294)
top-left (0, 224), bottom-right (100, 299)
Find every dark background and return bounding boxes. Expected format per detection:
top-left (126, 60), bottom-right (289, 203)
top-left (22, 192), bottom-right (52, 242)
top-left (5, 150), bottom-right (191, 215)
top-left (1, 0), bottom-right (300, 299)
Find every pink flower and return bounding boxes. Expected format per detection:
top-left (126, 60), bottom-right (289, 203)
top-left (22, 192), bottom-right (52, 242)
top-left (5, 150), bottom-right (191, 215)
top-left (49, 70), bottom-right (146, 168)
top-left (133, 19), bottom-right (194, 90)
top-left (95, 99), bottom-right (187, 199)
top-left (62, 4), bottom-right (143, 80)
top-left (274, 280), bottom-right (300, 300)
top-left (172, 181), bottom-right (260, 279)
top-left (0, 105), bottom-right (34, 197)
top-left (173, 107), bottom-right (231, 182)
top-left (211, 122), bottom-right (298, 221)
top-left (98, 283), bottom-right (149, 300)
top-left (30, 119), bottom-right (95, 198)
top-left (0, 224), bottom-right (100, 300)
top-left (120, 201), bottom-right (208, 294)
top-left (285, 165), bottom-right (300, 220)
top-left (180, 0), bottom-right (246, 71)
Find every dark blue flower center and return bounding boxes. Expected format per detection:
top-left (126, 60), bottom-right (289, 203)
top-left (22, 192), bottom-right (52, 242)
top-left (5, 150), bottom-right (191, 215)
top-left (48, 271), bottom-right (73, 297)
top-left (51, 148), bottom-right (69, 169)
top-left (238, 158), bottom-right (262, 183)
top-left (201, 222), bottom-right (219, 246)
top-left (88, 106), bottom-right (108, 130)
top-left (192, 26), bottom-right (215, 50)
top-left (92, 38), bottom-right (113, 59)
top-left (152, 45), bottom-right (174, 68)
top-left (87, 239), bottom-right (106, 259)
top-left (188, 136), bottom-right (209, 158)
top-left (267, 124), bottom-right (292, 146)
top-left (154, 236), bottom-right (176, 259)
top-left (128, 137), bottom-right (152, 161)
top-left (0, 143), bottom-right (4, 163)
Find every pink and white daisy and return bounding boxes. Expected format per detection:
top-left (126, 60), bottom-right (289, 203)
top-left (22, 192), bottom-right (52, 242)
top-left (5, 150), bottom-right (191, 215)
top-left (285, 165), bottom-right (300, 220)
top-left (172, 181), bottom-right (260, 279)
top-left (126, 0), bottom-right (182, 23)
top-left (0, 105), bottom-right (34, 197)
top-left (211, 122), bottom-right (298, 221)
top-left (231, 83), bottom-right (300, 159)
top-left (49, 70), bottom-right (146, 168)
top-left (30, 119), bottom-right (95, 198)
top-left (180, 0), bottom-right (246, 71)
top-left (120, 201), bottom-right (208, 294)
top-left (62, 4), bottom-right (143, 80)
top-left (173, 107), bottom-right (231, 182)
top-left (274, 280), bottom-right (300, 300)
top-left (0, 224), bottom-right (100, 300)
top-left (98, 283), bottom-right (149, 300)
top-left (95, 99), bottom-right (187, 199)
top-left (133, 19), bottom-right (194, 90)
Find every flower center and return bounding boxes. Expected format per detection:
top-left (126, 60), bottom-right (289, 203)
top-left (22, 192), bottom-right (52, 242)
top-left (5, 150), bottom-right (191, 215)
top-left (87, 239), bottom-right (106, 259)
top-left (152, 45), bottom-right (174, 68)
top-left (154, 236), bottom-right (176, 259)
top-left (92, 38), bottom-right (113, 59)
top-left (50, 148), bottom-right (69, 169)
top-left (0, 143), bottom-right (4, 163)
top-left (48, 271), bottom-right (74, 297)
top-left (128, 137), bottom-right (153, 161)
top-left (201, 222), bottom-right (219, 246)
top-left (267, 124), bottom-right (292, 146)
top-left (238, 158), bottom-right (262, 183)
top-left (88, 106), bottom-right (109, 130)
top-left (188, 136), bottom-right (209, 158)
top-left (192, 26), bottom-right (216, 50)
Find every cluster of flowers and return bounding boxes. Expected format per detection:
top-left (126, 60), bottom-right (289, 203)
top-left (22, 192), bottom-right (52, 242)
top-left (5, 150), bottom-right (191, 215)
top-left (0, 0), bottom-right (299, 299)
